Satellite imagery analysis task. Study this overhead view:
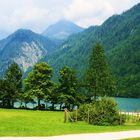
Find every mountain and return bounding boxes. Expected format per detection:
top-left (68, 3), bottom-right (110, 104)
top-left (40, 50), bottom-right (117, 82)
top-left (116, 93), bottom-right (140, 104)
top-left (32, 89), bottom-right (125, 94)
top-left (42, 20), bottom-right (84, 42)
top-left (0, 29), bottom-right (56, 76)
top-left (45, 3), bottom-right (140, 97)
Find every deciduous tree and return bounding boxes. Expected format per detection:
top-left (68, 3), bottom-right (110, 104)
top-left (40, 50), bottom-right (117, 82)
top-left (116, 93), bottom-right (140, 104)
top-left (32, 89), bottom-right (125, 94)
top-left (24, 62), bottom-right (54, 108)
top-left (58, 66), bottom-right (79, 110)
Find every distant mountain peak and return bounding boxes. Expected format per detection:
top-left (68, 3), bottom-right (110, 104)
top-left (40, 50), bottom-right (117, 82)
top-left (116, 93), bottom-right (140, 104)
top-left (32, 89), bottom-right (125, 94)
top-left (52, 19), bottom-right (80, 26)
top-left (15, 28), bottom-right (32, 33)
top-left (42, 20), bottom-right (84, 41)
top-left (5, 29), bottom-right (37, 42)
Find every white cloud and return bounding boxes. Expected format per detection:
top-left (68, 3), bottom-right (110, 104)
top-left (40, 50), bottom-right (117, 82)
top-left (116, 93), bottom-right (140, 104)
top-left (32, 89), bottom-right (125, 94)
top-left (108, 0), bottom-right (140, 13)
top-left (0, 0), bottom-right (139, 39)
top-left (64, 0), bottom-right (114, 25)
top-left (64, 0), bottom-right (140, 27)
top-left (0, 0), bottom-right (68, 38)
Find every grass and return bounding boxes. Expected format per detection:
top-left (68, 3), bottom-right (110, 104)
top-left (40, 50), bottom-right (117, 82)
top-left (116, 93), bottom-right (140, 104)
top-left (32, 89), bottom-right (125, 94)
top-left (122, 138), bottom-right (140, 140)
top-left (0, 109), bottom-right (140, 136)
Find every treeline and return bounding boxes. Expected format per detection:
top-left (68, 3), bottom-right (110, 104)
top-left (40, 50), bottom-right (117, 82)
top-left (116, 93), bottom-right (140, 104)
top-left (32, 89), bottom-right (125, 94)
top-left (0, 43), bottom-right (115, 110)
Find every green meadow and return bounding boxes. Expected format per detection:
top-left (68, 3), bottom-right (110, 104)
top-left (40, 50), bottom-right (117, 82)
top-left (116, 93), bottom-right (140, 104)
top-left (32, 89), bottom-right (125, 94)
top-left (0, 109), bottom-right (140, 136)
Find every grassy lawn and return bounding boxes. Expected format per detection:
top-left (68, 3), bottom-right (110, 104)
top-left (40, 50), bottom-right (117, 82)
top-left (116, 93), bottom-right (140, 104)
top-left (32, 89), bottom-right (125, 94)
top-left (0, 109), bottom-right (140, 136)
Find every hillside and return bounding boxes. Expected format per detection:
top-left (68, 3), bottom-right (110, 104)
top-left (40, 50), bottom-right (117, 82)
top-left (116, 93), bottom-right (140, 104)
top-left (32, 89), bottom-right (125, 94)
top-left (0, 29), bottom-right (55, 76)
top-left (45, 3), bottom-right (140, 97)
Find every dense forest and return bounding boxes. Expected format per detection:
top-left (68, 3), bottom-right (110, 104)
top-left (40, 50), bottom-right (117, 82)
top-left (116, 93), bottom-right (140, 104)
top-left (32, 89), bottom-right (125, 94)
top-left (45, 3), bottom-right (140, 98)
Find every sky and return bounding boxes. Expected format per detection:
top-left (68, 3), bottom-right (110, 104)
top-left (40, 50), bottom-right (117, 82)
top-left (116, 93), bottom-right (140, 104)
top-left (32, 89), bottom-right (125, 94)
top-left (0, 0), bottom-right (139, 39)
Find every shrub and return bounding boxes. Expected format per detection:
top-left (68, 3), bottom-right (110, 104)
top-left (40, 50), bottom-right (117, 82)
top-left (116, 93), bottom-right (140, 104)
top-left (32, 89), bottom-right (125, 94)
top-left (69, 110), bottom-right (80, 122)
top-left (69, 104), bottom-right (92, 122)
top-left (71, 97), bottom-right (126, 125)
top-left (90, 97), bottom-right (121, 125)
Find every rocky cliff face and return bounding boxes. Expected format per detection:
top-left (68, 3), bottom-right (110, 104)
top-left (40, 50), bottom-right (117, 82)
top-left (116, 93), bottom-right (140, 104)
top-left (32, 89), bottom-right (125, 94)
top-left (0, 29), bottom-right (55, 76)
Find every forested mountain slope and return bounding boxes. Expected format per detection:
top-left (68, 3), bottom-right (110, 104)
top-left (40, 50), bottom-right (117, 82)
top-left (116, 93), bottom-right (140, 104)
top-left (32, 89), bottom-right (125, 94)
top-left (45, 3), bottom-right (140, 97)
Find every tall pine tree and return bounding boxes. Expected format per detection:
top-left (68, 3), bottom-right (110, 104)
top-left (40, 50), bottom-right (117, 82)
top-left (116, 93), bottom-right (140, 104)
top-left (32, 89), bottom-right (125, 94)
top-left (86, 43), bottom-right (115, 100)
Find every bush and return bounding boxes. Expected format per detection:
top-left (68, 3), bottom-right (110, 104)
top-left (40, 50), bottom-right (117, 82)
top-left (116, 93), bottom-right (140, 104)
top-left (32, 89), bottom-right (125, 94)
top-left (71, 97), bottom-right (126, 125)
top-left (69, 110), bottom-right (80, 122)
top-left (69, 104), bottom-right (92, 122)
top-left (90, 97), bottom-right (121, 125)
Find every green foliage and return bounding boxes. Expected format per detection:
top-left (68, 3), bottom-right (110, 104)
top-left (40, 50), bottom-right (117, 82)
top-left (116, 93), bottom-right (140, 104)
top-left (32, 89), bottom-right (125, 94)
top-left (45, 4), bottom-right (140, 97)
top-left (77, 97), bottom-right (126, 126)
top-left (24, 62), bottom-right (54, 107)
top-left (58, 66), bottom-right (80, 110)
top-left (0, 80), bottom-right (17, 108)
top-left (108, 36), bottom-right (140, 97)
top-left (86, 43), bottom-right (116, 99)
top-left (0, 63), bottom-right (22, 108)
top-left (124, 113), bottom-right (140, 123)
top-left (5, 62), bottom-right (22, 93)
top-left (47, 83), bottom-right (60, 110)
top-left (69, 104), bottom-right (91, 122)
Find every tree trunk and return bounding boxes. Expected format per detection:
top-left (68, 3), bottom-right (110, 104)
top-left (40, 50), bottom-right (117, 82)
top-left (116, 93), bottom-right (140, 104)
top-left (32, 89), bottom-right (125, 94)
top-left (12, 100), bottom-right (14, 108)
top-left (51, 103), bottom-right (55, 111)
top-left (7, 99), bottom-right (11, 108)
top-left (25, 103), bottom-right (27, 109)
top-left (1, 99), bottom-right (4, 107)
top-left (60, 103), bottom-right (62, 110)
top-left (38, 99), bottom-right (41, 109)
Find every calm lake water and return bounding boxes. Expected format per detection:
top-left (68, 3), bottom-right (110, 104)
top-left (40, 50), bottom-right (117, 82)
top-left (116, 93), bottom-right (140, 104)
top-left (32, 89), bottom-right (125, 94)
top-left (114, 97), bottom-right (140, 112)
top-left (14, 97), bottom-right (140, 112)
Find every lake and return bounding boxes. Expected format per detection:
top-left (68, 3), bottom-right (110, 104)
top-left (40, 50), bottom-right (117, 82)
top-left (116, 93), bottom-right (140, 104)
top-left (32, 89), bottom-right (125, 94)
top-left (14, 97), bottom-right (140, 112)
top-left (115, 97), bottom-right (140, 112)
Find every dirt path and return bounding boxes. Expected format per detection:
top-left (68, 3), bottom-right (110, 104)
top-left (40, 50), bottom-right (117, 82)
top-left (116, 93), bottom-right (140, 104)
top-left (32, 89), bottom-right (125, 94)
top-left (0, 130), bottom-right (140, 140)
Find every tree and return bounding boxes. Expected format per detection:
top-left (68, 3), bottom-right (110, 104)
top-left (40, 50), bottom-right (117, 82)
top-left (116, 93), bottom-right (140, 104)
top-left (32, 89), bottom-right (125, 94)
top-left (47, 83), bottom-right (59, 110)
top-left (5, 63), bottom-right (22, 93)
top-left (24, 62), bottom-right (54, 108)
top-left (58, 66), bottom-right (79, 110)
top-left (0, 63), bottom-right (22, 108)
top-left (18, 91), bottom-right (35, 109)
top-left (0, 80), bottom-right (13, 107)
top-left (86, 43), bottom-right (115, 101)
